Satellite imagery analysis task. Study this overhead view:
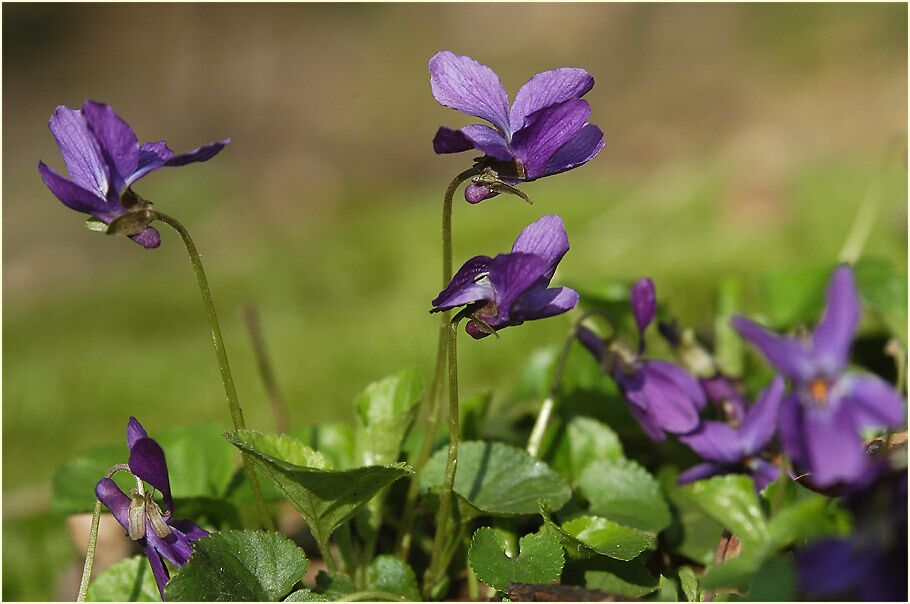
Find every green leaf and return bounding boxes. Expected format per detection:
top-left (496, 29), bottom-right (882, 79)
top-left (854, 256), bottom-right (908, 344)
top-left (85, 217), bottom-right (108, 232)
top-left (284, 589), bottom-right (328, 602)
top-left (701, 554), bottom-right (762, 590)
top-left (86, 556), bottom-right (159, 602)
top-left (156, 423), bottom-right (238, 499)
top-left (747, 554), bottom-right (797, 601)
top-left (421, 440), bottom-right (571, 515)
top-left (757, 265), bottom-right (831, 327)
top-left (679, 566), bottom-right (701, 602)
top-left (767, 494), bottom-right (848, 548)
top-left (655, 574), bottom-right (679, 601)
top-left (578, 557), bottom-right (660, 598)
top-left (291, 423), bottom-right (356, 470)
top-left (548, 416), bottom-right (623, 484)
top-left (680, 475), bottom-right (769, 549)
top-left (52, 445), bottom-right (130, 515)
top-left (314, 571), bottom-right (356, 600)
top-left (165, 530), bottom-right (309, 601)
top-left (226, 430), bottom-right (412, 544)
top-left (658, 467), bottom-right (725, 565)
top-left (367, 555), bottom-right (420, 600)
top-left (468, 528), bottom-right (565, 593)
top-left (577, 458), bottom-right (671, 533)
top-left (541, 505), bottom-right (653, 561)
top-left (354, 369), bottom-right (424, 466)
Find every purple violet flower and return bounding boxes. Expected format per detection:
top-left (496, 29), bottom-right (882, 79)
top-left (95, 417), bottom-right (208, 599)
top-left (678, 376), bottom-right (785, 491)
top-left (732, 264), bottom-right (906, 487)
top-left (577, 278), bottom-right (706, 442)
top-left (431, 214), bottom-right (579, 339)
top-left (700, 375), bottom-right (748, 425)
top-left (429, 51), bottom-right (605, 203)
top-left (39, 101), bottom-right (229, 248)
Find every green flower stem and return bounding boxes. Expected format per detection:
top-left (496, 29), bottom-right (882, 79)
top-left (423, 318), bottom-right (462, 597)
top-left (153, 212), bottom-right (274, 531)
top-left (396, 167), bottom-right (479, 558)
top-left (315, 530), bottom-right (340, 574)
top-left (76, 499), bottom-right (103, 602)
top-left (526, 326), bottom-right (577, 458)
top-left (242, 305), bottom-right (290, 433)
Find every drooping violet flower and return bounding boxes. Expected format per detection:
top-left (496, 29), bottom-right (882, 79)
top-left (678, 376), bottom-right (785, 491)
top-left (95, 417), bottom-right (208, 599)
top-left (732, 264), bottom-right (905, 487)
top-left (430, 51), bottom-right (605, 203)
top-left (797, 471), bottom-right (907, 601)
top-left (431, 214), bottom-right (578, 339)
top-left (699, 375), bottom-right (748, 426)
top-left (38, 101), bottom-right (229, 248)
top-left (577, 278), bottom-right (706, 442)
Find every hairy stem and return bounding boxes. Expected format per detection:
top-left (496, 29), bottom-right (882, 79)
top-left (76, 499), bottom-right (103, 602)
top-left (154, 212), bottom-right (274, 530)
top-left (423, 319), bottom-right (461, 597)
top-left (396, 167), bottom-right (479, 557)
top-left (242, 305), bottom-right (290, 432)
top-left (526, 328), bottom-right (576, 458)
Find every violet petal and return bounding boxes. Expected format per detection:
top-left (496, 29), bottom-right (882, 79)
top-left (678, 422), bottom-right (744, 464)
top-left (163, 138), bottom-right (230, 167)
top-left (541, 123), bottom-right (606, 178)
top-left (48, 105), bottom-right (110, 198)
top-left (126, 416), bottom-right (150, 449)
top-left (738, 375), bottom-right (786, 453)
top-left (459, 124), bottom-right (513, 161)
top-left (511, 286), bottom-right (579, 323)
top-left (749, 459), bottom-right (780, 492)
top-left (839, 374), bottom-right (906, 430)
top-left (128, 226), bottom-right (162, 249)
top-left (700, 375), bottom-right (748, 424)
top-left (509, 67), bottom-right (594, 134)
top-left (617, 360), bottom-right (703, 434)
top-left (731, 316), bottom-right (815, 382)
top-left (81, 101), bottom-right (139, 194)
top-left (630, 277), bottom-right (656, 336)
top-left (798, 539), bottom-right (873, 596)
top-left (145, 542), bottom-right (170, 601)
top-left (95, 477), bottom-right (131, 532)
top-left (37, 161), bottom-right (107, 215)
top-left (778, 393), bottom-right (809, 470)
top-left (128, 438), bottom-right (173, 513)
top-left (485, 252), bottom-right (550, 325)
top-left (429, 51), bottom-right (511, 135)
top-left (510, 99), bottom-right (591, 180)
top-left (146, 523), bottom-right (194, 567)
top-left (432, 126), bottom-right (475, 155)
top-left (803, 404), bottom-right (868, 487)
top-left (627, 400), bottom-right (668, 442)
top-left (127, 141), bottom-right (176, 186)
top-left (431, 255), bottom-right (494, 311)
top-left (677, 462), bottom-right (723, 484)
top-left (464, 184), bottom-right (498, 204)
top-left (811, 265), bottom-right (861, 376)
top-left (510, 214), bottom-right (569, 280)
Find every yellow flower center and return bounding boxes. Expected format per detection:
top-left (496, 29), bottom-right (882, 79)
top-left (809, 378), bottom-right (830, 405)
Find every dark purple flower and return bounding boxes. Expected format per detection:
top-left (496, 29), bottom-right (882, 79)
top-left (700, 375), bottom-right (748, 425)
top-left (577, 278), bottom-right (706, 442)
top-left (678, 376), bottom-right (785, 491)
top-left (96, 417), bottom-right (208, 599)
top-left (797, 471), bottom-right (907, 601)
top-left (39, 101), bottom-right (229, 248)
top-left (431, 214), bottom-right (578, 339)
top-left (732, 265), bottom-right (905, 487)
top-left (429, 51), bottom-right (605, 203)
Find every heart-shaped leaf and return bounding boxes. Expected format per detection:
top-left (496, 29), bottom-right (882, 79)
top-left (468, 527), bottom-right (565, 593)
top-left (226, 430), bottom-right (412, 545)
top-left (577, 458), bottom-right (671, 533)
top-left (420, 440), bottom-right (571, 515)
top-left (165, 530), bottom-right (309, 601)
top-left (658, 467), bottom-right (725, 566)
top-left (354, 369), bottom-right (424, 467)
top-left (542, 506), bottom-right (654, 561)
top-left (680, 474), bottom-right (769, 549)
top-left (367, 555), bottom-right (421, 600)
top-left (291, 423), bottom-right (356, 470)
top-left (283, 589), bottom-right (328, 601)
top-left (86, 555), bottom-right (159, 602)
top-left (574, 556), bottom-right (660, 598)
top-left (548, 416), bottom-right (623, 484)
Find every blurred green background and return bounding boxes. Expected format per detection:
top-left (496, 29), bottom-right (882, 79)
top-left (3, 3), bottom-right (907, 600)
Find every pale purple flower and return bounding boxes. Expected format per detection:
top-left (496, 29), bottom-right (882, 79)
top-left (95, 417), bottom-right (208, 599)
top-left (430, 51), bottom-right (605, 203)
top-left (39, 101), bottom-right (229, 248)
top-left (678, 376), bottom-right (785, 491)
top-left (431, 214), bottom-right (578, 339)
top-left (732, 264), bottom-right (905, 487)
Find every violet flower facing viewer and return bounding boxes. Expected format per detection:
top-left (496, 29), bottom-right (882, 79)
top-left (678, 376), bottom-right (785, 491)
top-left (431, 214), bottom-right (579, 338)
top-left (430, 51), bottom-right (605, 203)
top-left (577, 277), bottom-right (706, 441)
top-left (95, 417), bottom-right (208, 599)
top-left (39, 101), bottom-right (229, 248)
top-left (732, 264), bottom-right (905, 487)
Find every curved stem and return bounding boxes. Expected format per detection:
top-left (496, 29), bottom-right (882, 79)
top-left (396, 167), bottom-right (479, 557)
top-left (526, 322), bottom-right (582, 458)
top-left (242, 305), bottom-right (290, 432)
top-left (153, 212), bottom-right (274, 530)
top-left (76, 499), bottom-right (103, 602)
top-left (423, 318), bottom-right (461, 597)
